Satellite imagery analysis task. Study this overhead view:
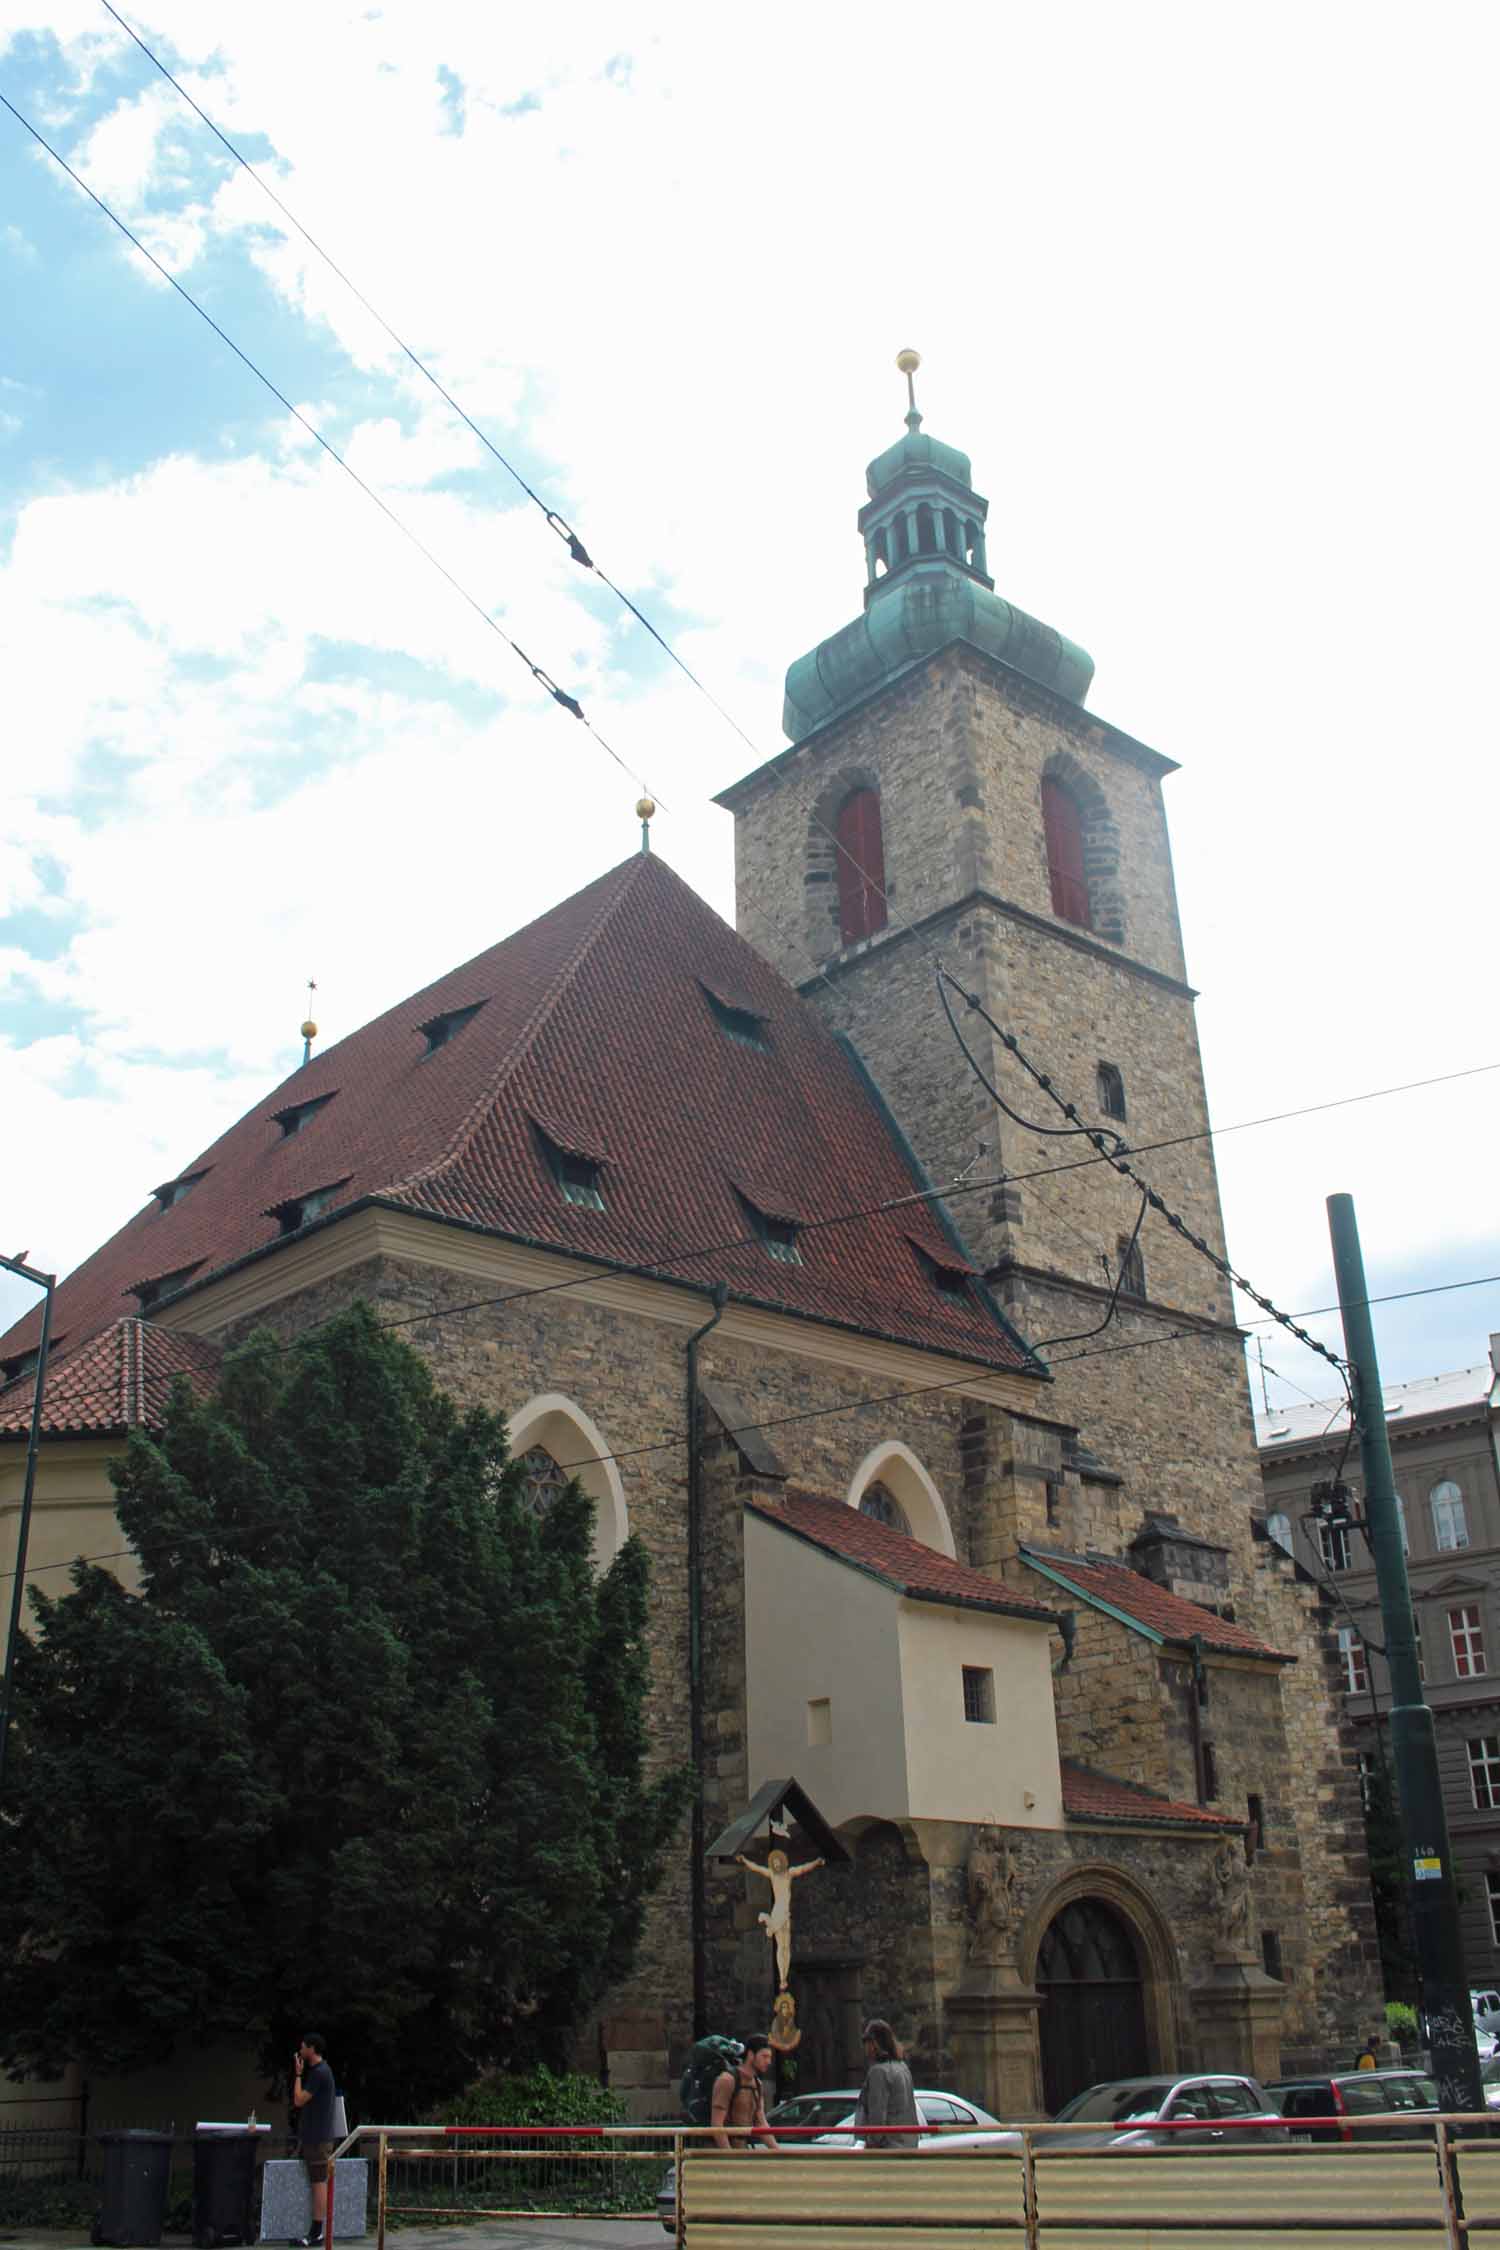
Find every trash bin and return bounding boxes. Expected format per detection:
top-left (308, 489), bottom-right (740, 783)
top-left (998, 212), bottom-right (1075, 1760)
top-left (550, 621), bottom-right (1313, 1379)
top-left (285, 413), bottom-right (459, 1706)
top-left (93, 2128), bottom-right (175, 2248)
top-left (191, 2126), bottom-right (268, 2248)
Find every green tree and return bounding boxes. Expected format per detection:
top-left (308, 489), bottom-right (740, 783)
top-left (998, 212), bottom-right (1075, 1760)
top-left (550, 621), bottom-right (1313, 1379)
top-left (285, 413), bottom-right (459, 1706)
top-left (0, 1304), bottom-right (687, 2116)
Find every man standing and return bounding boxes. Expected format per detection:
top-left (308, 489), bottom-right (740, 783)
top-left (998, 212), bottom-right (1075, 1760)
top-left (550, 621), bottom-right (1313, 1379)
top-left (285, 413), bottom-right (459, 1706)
top-left (292, 2033), bottom-right (337, 2246)
top-left (709, 2035), bottom-right (779, 2153)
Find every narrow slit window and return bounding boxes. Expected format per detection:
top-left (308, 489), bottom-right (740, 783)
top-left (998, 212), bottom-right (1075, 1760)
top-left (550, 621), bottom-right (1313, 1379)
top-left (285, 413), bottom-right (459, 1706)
top-left (962, 1666), bottom-right (996, 1724)
top-left (1041, 777), bottom-right (1091, 928)
top-left (807, 1698), bottom-right (832, 1747)
top-left (1096, 1063), bottom-right (1126, 1121)
top-left (1116, 1235), bottom-right (1146, 1300)
top-left (1201, 1740), bottom-right (1219, 1800)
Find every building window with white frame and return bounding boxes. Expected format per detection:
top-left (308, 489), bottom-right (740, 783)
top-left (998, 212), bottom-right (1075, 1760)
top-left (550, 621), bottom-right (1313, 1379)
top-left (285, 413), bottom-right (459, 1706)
top-left (1266, 1511), bottom-right (1293, 1554)
top-left (1394, 1492), bottom-right (1410, 1556)
top-left (1337, 1626), bottom-right (1368, 1693)
top-left (1431, 1479), bottom-right (1469, 1551)
top-left (1320, 1519), bottom-right (1353, 1573)
top-left (1469, 1736), bottom-right (1500, 1811)
top-left (1450, 1604), bottom-right (1488, 1679)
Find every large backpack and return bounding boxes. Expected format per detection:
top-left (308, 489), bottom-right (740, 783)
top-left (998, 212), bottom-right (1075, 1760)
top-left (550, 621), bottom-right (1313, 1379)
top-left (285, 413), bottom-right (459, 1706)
top-left (679, 2035), bottom-right (745, 2126)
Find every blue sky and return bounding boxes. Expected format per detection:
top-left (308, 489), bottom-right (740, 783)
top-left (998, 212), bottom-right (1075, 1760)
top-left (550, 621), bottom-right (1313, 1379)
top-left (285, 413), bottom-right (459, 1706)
top-left (2, 0), bottom-right (1498, 1399)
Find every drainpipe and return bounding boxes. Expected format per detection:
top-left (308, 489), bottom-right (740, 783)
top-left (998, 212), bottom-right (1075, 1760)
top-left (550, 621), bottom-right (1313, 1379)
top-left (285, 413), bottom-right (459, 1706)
top-left (687, 1283), bottom-right (729, 2039)
top-left (0, 1256), bottom-right (55, 1805)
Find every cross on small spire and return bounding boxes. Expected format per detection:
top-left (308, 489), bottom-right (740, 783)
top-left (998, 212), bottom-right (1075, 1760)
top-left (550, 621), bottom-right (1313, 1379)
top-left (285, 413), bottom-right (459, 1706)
top-left (896, 347), bottom-right (922, 432)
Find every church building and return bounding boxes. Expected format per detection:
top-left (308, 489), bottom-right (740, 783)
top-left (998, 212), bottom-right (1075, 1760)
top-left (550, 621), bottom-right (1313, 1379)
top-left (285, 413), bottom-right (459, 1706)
top-left (1, 379), bottom-right (1380, 2120)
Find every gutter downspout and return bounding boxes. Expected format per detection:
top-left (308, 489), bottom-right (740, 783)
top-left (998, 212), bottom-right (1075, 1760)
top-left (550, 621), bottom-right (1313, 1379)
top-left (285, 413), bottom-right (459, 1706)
top-left (687, 1283), bottom-right (729, 2040)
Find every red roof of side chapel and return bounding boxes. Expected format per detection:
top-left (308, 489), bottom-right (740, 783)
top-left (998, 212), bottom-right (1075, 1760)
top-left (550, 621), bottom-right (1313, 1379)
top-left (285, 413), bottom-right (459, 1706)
top-left (0, 853), bottom-right (1039, 1396)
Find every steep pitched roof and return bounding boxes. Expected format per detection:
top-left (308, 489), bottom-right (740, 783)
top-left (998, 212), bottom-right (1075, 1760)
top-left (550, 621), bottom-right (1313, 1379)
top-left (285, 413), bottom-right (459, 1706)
top-left (0, 1319), bottom-right (221, 1440)
top-left (1020, 1544), bottom-right (1293, 1663)
top-left (748, 1491), bottom-right (1057, 1622)
top-left (0, 854), bottom-right (1039, 1387)
top-left (1061, 1761), bottom-right (1244, 1831)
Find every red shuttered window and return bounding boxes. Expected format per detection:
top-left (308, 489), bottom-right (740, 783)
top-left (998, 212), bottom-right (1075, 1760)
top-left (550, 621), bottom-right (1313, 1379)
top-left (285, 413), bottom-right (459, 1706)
top-left (1041, 777), bottom-right (1091, 928)
top-left (835, 788), bottom-right (888, 946)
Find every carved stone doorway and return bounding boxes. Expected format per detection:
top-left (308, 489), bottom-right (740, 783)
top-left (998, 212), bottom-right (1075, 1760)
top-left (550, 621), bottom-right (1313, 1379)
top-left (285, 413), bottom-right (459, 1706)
top-left (790, 1959), bottom-right (862, 2095)
top-left (1036, 1897), bottom-right (1148, 2115)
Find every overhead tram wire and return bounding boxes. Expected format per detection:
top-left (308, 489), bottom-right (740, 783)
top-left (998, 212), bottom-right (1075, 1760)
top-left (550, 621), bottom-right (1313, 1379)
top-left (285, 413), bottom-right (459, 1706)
top-left (936, 963), bottom-right (1356, 1402)
top-left (97, 0), bottom-right (763, 763)
top-left (7, 1261), bottom-right (1500, 1598)
top-left (0, 89), bottom-right (663, 811)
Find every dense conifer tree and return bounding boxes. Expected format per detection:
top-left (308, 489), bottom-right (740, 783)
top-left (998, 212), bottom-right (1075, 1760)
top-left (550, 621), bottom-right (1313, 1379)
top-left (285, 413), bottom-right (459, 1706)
top-left (0, 1305), bottom-right (687, 2115)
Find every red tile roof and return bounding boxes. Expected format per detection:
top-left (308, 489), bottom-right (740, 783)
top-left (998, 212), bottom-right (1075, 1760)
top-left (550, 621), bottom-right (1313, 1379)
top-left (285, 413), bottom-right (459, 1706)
top-left (1061, 1761), bottom-right (1244, 1830)
top-left (748, 1491), bottom-right (1058, 1622)
top-left (1, 855), bottom-right (1039, 1388)
top-left (1021, 1545), bottom-right (1293, 1662)
top-left (0, 1319), bottom-right (222, 1439)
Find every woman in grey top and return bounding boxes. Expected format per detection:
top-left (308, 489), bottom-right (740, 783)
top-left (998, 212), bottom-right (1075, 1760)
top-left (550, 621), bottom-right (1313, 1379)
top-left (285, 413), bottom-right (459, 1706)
top-left (853, 2018), bottom-right (920, 2148)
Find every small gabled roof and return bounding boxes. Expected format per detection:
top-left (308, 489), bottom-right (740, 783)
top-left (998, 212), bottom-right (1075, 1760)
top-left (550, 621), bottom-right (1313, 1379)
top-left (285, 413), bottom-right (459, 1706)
top-left (1, 854), bottom-right (1041, 1389)
top-left (0, 1318), bottom-right (221, 1441)
top-left (1020, 1543), bottom-right (1293, 1663)
top-left (748, 1491), bottom-right (1057, 1623)
top-left (1061, 1761), bottom-right (1244, 1832)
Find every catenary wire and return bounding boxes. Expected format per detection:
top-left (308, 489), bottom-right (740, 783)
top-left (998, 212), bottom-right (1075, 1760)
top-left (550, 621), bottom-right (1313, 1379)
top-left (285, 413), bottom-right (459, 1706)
top-left (5, 1265), bottom-right (1500, 1593)
top-left (96, 0), bottom-right (765, 762)
top-left (0, 88), bottom-right (664, 810)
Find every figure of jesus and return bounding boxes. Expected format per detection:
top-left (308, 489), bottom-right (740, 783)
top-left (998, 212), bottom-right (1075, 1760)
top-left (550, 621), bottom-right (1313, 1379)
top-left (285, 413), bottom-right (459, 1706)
top-left (736, 1846), bottom-right (824, 1991)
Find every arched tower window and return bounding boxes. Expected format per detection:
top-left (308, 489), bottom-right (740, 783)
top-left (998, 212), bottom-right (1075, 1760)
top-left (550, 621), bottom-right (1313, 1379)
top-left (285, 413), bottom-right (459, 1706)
top-left (1096, 1062), bottom-right (1126, 1121)
top-left (1042, 776), bottom-right (1092, 929)
top-left (916, 503), bottom-right (936, 554)
top-left (835, 787), bottom-right (888, 947)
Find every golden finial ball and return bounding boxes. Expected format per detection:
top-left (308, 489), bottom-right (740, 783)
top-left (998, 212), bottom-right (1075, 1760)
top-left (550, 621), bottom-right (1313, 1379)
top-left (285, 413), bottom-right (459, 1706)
top-left (635, 796), bottom-right (656, 822)
top-left (301, 1019), bottom-right (318, 1041)
top-left (895, 348), bottom-right (922, 375)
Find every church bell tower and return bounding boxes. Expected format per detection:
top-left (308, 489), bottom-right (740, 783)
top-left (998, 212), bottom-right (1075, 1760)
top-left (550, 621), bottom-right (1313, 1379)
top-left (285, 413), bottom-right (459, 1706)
top-left (716, 356), bottom-right (1254, 1526)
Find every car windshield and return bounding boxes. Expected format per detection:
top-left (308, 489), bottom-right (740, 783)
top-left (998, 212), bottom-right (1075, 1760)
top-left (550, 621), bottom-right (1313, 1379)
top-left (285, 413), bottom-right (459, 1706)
top-left (1054, 2081), bottom-right (1174, 2124)
top-left (767, 2096), bottom-right (855, 2130)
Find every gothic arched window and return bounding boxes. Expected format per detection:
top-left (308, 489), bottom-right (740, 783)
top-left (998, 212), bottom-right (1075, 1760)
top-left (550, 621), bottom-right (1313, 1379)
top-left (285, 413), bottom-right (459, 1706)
top-left (1266, 1511), bottom-right (1293, 1553)
top-left (859, 1480), bottom-right (912, 1537)
top-left (1431, 1479), bottom-right (1469, 1551)
top-left (1042, 776), bottom-right (1091, 928)
top-left (835, 787), bottom-right (888, 947)
top-left (518, 1444), bottom-right (569, 1519)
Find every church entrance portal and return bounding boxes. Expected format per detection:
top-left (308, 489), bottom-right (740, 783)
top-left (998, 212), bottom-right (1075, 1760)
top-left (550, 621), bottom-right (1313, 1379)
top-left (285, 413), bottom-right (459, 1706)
top-left (1037, 1897), bottom-right (1148, 2115)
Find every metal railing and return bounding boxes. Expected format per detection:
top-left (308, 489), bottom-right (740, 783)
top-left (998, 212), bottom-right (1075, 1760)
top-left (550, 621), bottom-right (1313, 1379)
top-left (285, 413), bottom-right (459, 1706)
top-left (329, 2111), bottom-right (1500, 2248)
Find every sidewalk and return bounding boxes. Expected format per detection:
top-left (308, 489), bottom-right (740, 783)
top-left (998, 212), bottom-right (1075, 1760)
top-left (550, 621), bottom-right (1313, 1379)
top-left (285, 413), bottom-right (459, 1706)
top-left (0, 2228), bottom-right (663, 2250)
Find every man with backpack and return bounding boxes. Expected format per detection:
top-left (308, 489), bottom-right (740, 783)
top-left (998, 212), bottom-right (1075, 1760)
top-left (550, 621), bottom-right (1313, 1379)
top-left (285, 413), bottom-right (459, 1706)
top-left (709, 2034), bottom-right (780, 2153)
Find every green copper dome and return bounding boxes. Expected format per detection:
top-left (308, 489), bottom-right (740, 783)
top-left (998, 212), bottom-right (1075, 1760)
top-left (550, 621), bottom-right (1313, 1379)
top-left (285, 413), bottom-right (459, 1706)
top-left (865, 424), bottom-right (973, 498)
top-left (782, 396), bottom-right (1093, 742)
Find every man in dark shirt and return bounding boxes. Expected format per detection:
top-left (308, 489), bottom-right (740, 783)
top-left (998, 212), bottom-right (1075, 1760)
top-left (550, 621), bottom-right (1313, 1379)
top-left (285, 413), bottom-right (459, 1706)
top-left (292, 2033), bottom-right (337, 2246)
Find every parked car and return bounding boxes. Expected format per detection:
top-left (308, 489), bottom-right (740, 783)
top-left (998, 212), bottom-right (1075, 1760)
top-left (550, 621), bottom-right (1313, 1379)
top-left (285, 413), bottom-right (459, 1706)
top-left (1481, 2056), bottom-right (1500, 2112)
top-left (1043, 2073), bottom-right (1287, 2148)
top-left (1474, 1989), bottom-right (1500, 2045)
top-left (1265, 2068), bottom-right (1439, 2142)
top-left (655, 2086), bottom-right (1005, 2231)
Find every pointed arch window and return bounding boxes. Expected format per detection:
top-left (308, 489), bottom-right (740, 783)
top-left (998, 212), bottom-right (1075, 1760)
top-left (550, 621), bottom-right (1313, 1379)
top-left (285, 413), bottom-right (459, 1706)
top-left (835, 787), bottom-right (888, 946)
top-left (518, 1444), bottom-right (569, 1520)
top-left (1041, 777), bottom-right (1092, 929)
top-left (858, 1480), bottom-right (912, 1537)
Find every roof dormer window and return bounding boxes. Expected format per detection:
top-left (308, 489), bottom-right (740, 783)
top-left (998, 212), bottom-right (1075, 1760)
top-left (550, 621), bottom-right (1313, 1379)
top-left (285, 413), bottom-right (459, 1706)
top-left (702, 985), bottom-right (770, 1052)
top-left (152, 1168), bottom-right (208, 1213)
top-left (418, 1001), bottom-right (486, 1055)
top-left (271, 1092), bottom-right (336, 1139)
top-left (532, 1118), bottom-right (607, 1211)
top-left (267, 1181), bottom-right (347, 1237)
top-left (909, 1237), bottom-right (973, 1298)
top-left (131, 1262), bottom-right (205, 1311)
top-left (738, 1192), bottom-right (802, 1266)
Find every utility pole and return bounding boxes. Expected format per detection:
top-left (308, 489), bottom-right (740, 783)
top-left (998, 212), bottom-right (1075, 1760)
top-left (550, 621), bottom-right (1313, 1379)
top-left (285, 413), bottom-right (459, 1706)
top-left (0, 1251), bottom-right (55, 1801)
top-left (1327, 1193), bottom-right (1482, 2111)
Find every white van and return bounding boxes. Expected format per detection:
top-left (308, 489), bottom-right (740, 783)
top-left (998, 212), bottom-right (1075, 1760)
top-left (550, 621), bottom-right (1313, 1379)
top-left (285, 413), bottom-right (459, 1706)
top-left (1471, 1988), bottom-right (1500, 2041)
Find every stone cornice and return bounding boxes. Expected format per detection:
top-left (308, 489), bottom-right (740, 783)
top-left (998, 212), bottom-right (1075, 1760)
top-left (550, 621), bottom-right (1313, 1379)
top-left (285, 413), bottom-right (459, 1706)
top-left (155, 1202), bottom-right (1044, 1414)
top-left (796, 891), bottom-right (1199, 1002)
top-left (986, 1256), bottom-right (1242, 1343)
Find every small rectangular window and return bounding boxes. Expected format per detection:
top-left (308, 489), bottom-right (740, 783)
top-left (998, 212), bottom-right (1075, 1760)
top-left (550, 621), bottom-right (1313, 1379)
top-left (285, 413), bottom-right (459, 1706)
top-left (1246, 1793), bottom-right (1265, 1862)
top-left (1096, 1062), bottom-right (1127, 1122)
top-left (1450, 1604), bottom-right (1487, 1679)
top-left (807, 1697), bottom-right (832, 1747)
top-left (1261, 1929), bottom-right (1283, 1980)
top-left (962, 1666), bottom-right (995, 1724)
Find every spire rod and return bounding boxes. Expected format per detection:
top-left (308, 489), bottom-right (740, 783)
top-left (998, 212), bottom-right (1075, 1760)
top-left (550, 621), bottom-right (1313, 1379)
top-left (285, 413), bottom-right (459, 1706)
top-left (896, 347), bottom-right (922, 432)
top-left (300, 979), bottom-right (318, 1067)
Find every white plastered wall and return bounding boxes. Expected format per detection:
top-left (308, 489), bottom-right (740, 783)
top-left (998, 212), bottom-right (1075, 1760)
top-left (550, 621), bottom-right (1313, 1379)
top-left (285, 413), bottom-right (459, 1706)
top-left (745, 1511), bottom-right (1064, 1831)
top-left (0, 1440), bottom-right (137, 1599)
